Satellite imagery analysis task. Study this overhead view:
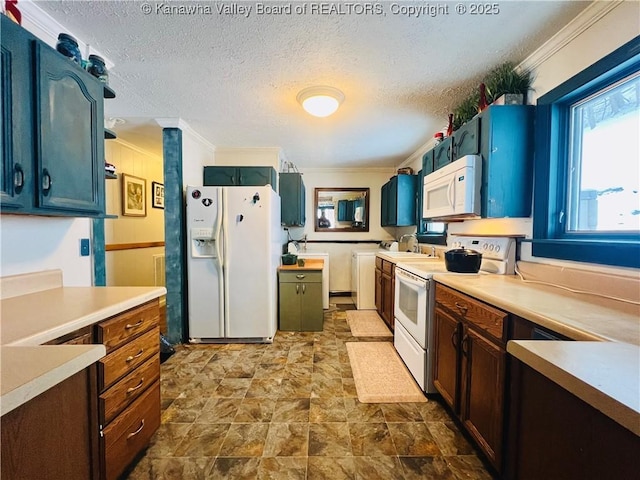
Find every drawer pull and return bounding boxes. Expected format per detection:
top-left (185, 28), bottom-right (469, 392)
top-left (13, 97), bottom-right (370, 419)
top-left (296, 274), bottom-right (305, 279)
top-left (126, 378), bottom-right (145, 394)
top-left (126, 419), bottom-right (145, 440)
top-left (126, 349), bottom-right (144, 363)
top-left (125, 319), bottom-right (144, 330)
top-left (454, 302), bottom-right (468, 313)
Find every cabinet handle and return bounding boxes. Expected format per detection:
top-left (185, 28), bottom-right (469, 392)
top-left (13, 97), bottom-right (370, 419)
top-left (296, 274), bottom-right (305, 279)
top-left (461, 333), bottom-right (469, 357)
top-left (126, 349), bottom-right (144, 363)
top-left (41, 168), bottom-right (52, 194)
top-left (125, 319), bottom-right (144, 330)
top-left (126, 419), bottom-right (145, 439)
top-left (126, 378), bottom-right (145, 394)
top-left (302, 284), bottom-right (306, 294)
top-left (450, 330), bottom-right (459, 349)
top-left (296, 284), bottom-right (299, 294)
top-left (13, 164), bottom-right (24, 190)
top-left (454, 302), bottom-right (468, 314)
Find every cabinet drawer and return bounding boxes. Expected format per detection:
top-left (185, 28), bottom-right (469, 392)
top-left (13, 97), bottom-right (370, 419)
top-left (96, 300), bottom-right (159, 352)
top-left (435, 285), bottom-right (507, 342)
top-left (279, 271), bottom-right (322, 283)
top-left (382, 260), bottom-right (393, 275)
top-left (99, 327), bottom-right (159, 390)
top-left (102, 380), bottom-right (160, 480)
top-left (44, 325), bottom-right (93, 345)
top-left (99, 355), bottom-right (160, 425)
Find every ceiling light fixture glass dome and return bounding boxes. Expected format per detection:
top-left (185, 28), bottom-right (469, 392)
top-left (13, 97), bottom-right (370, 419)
top-left (297, 86), bottom-right (345, 117)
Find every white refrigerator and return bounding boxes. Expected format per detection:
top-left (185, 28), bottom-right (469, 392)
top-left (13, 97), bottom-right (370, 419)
top-left (186, 185), bottom-right (282, 342)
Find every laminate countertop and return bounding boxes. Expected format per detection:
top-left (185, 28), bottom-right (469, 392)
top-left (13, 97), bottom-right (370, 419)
top-left (0, 272), bottom-right (166, 416)
top-left (432, 272), bottom-right (640, 435)
top-left (278, 258), bottom-right (324, 271)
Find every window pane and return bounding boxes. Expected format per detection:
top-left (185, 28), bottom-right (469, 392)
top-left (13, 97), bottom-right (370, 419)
top-left (426, 222), bottom-right (446, 234)
top-left (567, 72), bottom-right (640, 232)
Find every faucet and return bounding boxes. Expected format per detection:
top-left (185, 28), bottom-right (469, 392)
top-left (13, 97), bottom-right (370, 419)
top-left (431, 246), bottom-right (437, 257)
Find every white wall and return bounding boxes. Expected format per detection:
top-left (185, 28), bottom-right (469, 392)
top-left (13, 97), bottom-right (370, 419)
top-left (182, 127), bottom-right (216, 187)
top-left (211, 147), bottom-right (283, 172)
top-left (104, 140), bottom-right (165, 286)
top-left (0, 216), bottom-right (92, 286)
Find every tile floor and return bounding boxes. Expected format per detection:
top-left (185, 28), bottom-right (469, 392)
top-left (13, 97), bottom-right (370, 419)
top-left (126, 303), bottom-right (495, 479)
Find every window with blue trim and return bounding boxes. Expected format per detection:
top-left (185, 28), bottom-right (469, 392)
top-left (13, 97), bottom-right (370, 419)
top-left (532, 36), bottom-right (640, 268)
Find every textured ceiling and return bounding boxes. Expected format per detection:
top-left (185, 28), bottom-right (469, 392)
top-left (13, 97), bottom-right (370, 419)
top-left (34, 0), bottom-right (591, 167)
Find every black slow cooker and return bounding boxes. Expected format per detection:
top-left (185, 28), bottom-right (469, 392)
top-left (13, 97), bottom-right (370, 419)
top-left (444, 247), bottom-right (482, 273)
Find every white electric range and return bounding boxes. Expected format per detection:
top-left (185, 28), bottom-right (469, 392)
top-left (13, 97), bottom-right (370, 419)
top-left (393, 236), bottom-right (516, 393)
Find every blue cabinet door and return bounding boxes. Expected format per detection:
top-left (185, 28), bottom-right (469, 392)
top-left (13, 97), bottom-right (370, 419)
top-left (280, 172), bottom-right (305, 226)
top-left (35, 43), bottom-right (104, 214)
top-left (479, 105), bottom-right (534, 218)
top-left (380, 175), bottom-right (417, 227)
top-left (238, 167), bottom-right (276, 189)
top-left (433, 137), bottom-right (453, 170)
top-left (453, 116), bottom-right (480, 160)
top-left (0, 16), bottom-right (32, 210)
top-left (203, 166), bottom-right (237, 185)
top-left (422, 150), bottom-right (434, 176)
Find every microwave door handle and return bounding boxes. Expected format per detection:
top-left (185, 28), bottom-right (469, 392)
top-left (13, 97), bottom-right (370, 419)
top-left (447, 177), bottom-right (455, 209)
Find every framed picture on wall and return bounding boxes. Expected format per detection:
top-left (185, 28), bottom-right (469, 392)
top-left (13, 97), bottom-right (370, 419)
top-left (152, 181), bottom-right (164, 209)
top-left (122, 174), bottom-right (146, 216)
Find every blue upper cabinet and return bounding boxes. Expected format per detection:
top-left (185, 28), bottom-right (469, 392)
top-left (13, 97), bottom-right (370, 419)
top-left (452, 116), bottom-right (480, 159)
top-left (1, 16), bottom-right (32, 210)
top-left (478, 105), bottom-right (535, 218)
top-left (203, 166), bottom-right (277, 190)
top-left (433, 136), bottom-right (453, 171)
top-left (1, 16), bottom-right (106, 216)
top-left (279, 172), bottom-right (305, 227)
top-left (381, 174), bottom-right (417, 227)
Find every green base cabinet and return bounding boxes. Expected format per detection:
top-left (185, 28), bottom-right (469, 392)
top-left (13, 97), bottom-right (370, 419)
top-left (1, 16), bottom-right (105, 217)
top-left (381, 174), bottom-right (417, 227)
top-left (203, 166), bottom-right (277, 190)
top-left (279, 172), bottom-right (305, 226)
top-left (279, 270), bottom-right (323, 331)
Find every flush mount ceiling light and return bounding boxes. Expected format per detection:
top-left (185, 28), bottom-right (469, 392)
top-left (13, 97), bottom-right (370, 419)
top-left (296, 86), bottom-right (345, 117)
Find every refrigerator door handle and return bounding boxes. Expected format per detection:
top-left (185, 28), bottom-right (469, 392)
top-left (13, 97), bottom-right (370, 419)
top-left (222, 188), bottom-right (230, 337)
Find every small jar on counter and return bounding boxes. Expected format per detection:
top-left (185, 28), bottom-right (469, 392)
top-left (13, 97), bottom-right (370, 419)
top-left (56, 33), bottom-right (81, 64)
top-left (87, 54), bottom-right (109, 84)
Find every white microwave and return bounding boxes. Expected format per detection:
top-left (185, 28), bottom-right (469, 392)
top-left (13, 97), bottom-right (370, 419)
top-left (422, 155), bottom-right (482, 220)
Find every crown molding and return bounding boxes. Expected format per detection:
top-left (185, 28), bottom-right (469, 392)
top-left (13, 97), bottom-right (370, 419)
top-left (518, 0), bottom-right (622, 72)
top-left (300, 167), bottom-right (395, 175)
top-left (19, 0), bottom-right (114, 69)
top-left (154, 118), bottom-right (216, 152)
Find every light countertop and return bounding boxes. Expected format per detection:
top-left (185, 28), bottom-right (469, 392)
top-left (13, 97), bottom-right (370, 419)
top-left (432, 272), bottom-right (639, 434)
top-left (279, 258), bottom-right (324, 271)
top-left (0, 273), bottom-right (166, 416)
top-left (508, 341), bottom-right (640, 436)
top-left (432, 273), bottom-right (639, 345)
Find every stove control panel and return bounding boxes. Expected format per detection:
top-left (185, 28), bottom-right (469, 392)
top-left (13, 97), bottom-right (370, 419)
top-left (449, 236), bottom-right (516, 262)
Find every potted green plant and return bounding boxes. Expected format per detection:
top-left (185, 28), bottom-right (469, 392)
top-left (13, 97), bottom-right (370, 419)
top-left (484, 61), bottom-right (533, 105)
top-left (453, 92), bottom-right (479, 131)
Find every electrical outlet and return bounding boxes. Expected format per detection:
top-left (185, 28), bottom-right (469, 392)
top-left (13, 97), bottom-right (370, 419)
top-left (80, 238), bottom-right (90, 256)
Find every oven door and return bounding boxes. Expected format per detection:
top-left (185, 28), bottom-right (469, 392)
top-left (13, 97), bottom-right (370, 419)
top-left (394, 268), bottom-right (428, 349)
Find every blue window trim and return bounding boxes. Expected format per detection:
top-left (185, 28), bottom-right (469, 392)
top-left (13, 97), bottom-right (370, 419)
top-left (532, 36), bottom-right (640, 268)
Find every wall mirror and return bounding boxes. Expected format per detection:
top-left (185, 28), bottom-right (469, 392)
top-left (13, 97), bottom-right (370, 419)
top-left (314, 187), bottom-right (370, 232)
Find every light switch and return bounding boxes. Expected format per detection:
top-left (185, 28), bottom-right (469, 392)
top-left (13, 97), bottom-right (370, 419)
top-left (80, 238), bottom-right (90, 256)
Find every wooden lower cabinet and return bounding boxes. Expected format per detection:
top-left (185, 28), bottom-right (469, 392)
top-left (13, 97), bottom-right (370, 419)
top-left (1, 366), bottom-right (99, 480)
top-left (506, 359), bottom-right (640, 480)
top-left (96, 299), bottom-right (161, 480)
top-left (374, 257), bottom-right (395, 331)
top-left (434, 284), bottom-right (507, 473)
